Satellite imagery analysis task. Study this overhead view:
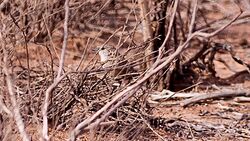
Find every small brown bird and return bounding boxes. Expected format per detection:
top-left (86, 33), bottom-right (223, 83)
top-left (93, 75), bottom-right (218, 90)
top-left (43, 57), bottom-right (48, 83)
top-left (95, 45), bottom-right (133, 85)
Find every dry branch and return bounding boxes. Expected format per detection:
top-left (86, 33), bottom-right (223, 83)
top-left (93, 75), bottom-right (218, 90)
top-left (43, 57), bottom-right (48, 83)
top-left (0, 96), bottom-right (12, 116)
top-left (188, 0), bottom-right (198, 37)
top-left (42, 73), bottom-right (69, 141)
top-left (42, 0), bottom-right (70, 140)
top-left (234, 97), bottom-right (250, 102)
top-left (56, 0), bottom-right (70, 79)
top-left (1, 34), bottom-right (30, 141)
top-left (150, 89), bottom-right (203, 101)
top-left (180, 90), bottom-right (250, 107)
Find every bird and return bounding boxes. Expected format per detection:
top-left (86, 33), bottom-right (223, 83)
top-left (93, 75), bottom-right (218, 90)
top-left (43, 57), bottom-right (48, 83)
top-left (94, 45), bottom-right (133, 85)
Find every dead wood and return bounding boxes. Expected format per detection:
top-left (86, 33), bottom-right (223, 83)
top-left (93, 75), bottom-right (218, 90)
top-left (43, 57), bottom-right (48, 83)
top-left (234, 97), bottom-right (250, 102)
top-left (180, 90), bottom-right (250, 107)
top-left (150, 90), bottom-right (202, 101)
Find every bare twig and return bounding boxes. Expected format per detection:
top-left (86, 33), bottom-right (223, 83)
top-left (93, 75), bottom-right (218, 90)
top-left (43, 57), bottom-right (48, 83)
top-left (87, 0), bottom-right (113, 22)
top-left (42, 0), bottom-right (70, 140)
top-left (42, 72), bottom-right (69, 141)
top-left (188, 0), bottom-right (198, 37)
top-left (149, 0), bottom-right (179, 71)
top-left (0, 96), bottom-right (12, 116)
top-left (56, 0), bottom-right (70, 79)
top-left (1, 34), bottom-right (30, 141)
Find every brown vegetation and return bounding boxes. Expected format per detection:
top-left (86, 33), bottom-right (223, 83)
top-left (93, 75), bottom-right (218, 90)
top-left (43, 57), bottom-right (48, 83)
top-left (0, 0), bottom-right (250, 140)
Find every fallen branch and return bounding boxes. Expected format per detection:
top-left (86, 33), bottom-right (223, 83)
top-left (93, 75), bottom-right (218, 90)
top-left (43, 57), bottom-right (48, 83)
top-left (180, 90), bottom-right (250, 107)
top-left (150, 89), bottom-right (203, 101)
top-left (234, 97), bottom-right (250, 102)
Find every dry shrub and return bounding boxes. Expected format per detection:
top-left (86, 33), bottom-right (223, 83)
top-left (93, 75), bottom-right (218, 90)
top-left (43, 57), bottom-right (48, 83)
top-left (0, 0), bottom-right (249, 140)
